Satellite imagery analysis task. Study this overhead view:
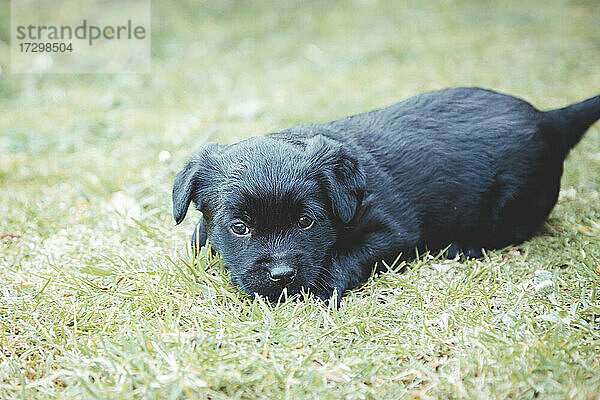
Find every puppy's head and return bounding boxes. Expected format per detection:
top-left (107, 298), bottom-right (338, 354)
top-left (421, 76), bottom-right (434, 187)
top-left (172, 135), bottom-right (365, 301)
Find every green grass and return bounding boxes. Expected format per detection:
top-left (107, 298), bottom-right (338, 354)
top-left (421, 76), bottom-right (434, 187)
top-left (1, 0), bottom-right (600, 398)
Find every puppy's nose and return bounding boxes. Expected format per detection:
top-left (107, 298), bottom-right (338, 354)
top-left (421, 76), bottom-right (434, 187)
top-left (268, 264), bottom-right (296, 285)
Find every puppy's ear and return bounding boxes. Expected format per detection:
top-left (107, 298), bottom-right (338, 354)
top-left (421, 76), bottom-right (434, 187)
top-left (172, 143), bottom-right (224, 225)
top-left (307, 135), bottom-right (366, 224)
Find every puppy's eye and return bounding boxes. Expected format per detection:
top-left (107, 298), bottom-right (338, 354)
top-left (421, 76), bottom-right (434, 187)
top-left (297, 216), bottom-right (314, 230)
top-left (230, 222), bottom-right (250, 236)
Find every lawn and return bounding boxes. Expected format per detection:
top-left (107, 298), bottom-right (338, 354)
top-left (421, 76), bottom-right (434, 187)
top-left (1, 0), bottom-right (600, 398)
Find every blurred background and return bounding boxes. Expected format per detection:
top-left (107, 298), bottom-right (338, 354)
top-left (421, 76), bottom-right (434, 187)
top-left (0, 0), bottom-right (599, 240)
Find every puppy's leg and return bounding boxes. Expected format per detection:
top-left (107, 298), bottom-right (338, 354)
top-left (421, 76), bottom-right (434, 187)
top-left (321, 230), bottom-right (418, 307)
top-left (191, 217), bottom-right (208, 256)
top-left (310, 257), bottom-right (363, 308)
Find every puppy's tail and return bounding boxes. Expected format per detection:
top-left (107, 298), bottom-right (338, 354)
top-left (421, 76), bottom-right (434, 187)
top-left (545, 94), bottom-right (600, 150)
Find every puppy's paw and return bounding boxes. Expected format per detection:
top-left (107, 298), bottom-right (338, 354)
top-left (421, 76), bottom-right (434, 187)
top-left (444, 242), bottom-right (461, 259)
top-left (444, 242), bottom-right (484, 260)
top-left (463, 246), bottom-right (483, 259)
top-left (191, 218), bottom-right (208, 256)
top-left (315, 287), bottom-right (343, 309)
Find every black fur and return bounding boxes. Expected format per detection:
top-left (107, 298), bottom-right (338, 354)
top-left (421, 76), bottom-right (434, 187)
top-left (173, 87), bottom-right (600, 304)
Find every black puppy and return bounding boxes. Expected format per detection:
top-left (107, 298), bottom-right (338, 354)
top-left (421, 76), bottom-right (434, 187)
top-left (173, 87), bottom-right (600, 304)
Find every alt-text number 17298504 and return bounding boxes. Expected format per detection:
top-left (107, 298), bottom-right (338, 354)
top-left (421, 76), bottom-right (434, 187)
top-left (19, 42), bottom-right (74, 53)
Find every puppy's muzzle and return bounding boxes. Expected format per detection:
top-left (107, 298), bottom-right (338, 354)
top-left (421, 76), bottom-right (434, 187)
top-left (268, 262), bottom-right (297, 285)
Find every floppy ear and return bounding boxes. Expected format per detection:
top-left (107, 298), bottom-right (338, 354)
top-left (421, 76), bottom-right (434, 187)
top-left (306, 135), bottom-right (366, 224)
top-left (172, 143), bottom-right (224, 225)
